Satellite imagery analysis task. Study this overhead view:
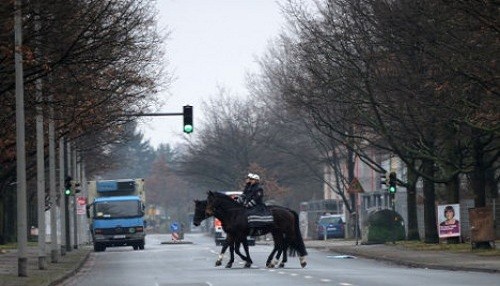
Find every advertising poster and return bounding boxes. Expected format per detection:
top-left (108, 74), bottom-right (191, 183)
top-left (437, 204), bottom-right (460, 238)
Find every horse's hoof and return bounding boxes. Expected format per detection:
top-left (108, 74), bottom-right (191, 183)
top-left (225, 263), bottom-right (232, 268)
top-left (244, 262), bottom-right (252, 268)
top-left (279, 263), bottom-right (285, 268)
top-left (266, 263), bottom-right (275, 268)
top-left (299, 256), bottom-right (307, 268)
top-left (215, 261), bottom-right (222, 267)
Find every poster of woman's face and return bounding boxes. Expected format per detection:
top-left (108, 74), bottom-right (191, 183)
top-left (437, 204), bottom-right (460, 238)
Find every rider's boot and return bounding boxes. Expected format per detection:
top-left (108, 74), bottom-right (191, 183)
top-left (248, 228), bottom-right (256, 236)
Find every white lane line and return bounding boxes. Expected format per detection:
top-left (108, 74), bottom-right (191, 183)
top-left (304, 275), bottom-right (313, 279)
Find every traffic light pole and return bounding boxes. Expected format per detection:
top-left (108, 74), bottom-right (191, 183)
top-left (64, 195), bottom-right (71, 251)
top-left (127, 105), bottom-right (193, 134)
top-left (132, 113), bottom-right (183, 116)
top-left (390, 193), bottom-right (396, 244)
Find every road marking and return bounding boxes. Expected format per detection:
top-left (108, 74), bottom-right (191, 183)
top-left (304, 275), bottom-right (313, 279)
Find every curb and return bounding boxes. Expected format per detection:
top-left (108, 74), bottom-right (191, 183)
top-left (48, 249), bottom-right (92, 286)
top-left (160, 241), bottom-right (194, 245)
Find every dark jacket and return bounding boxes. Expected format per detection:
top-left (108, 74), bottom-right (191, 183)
top-left (243, 183), bottom-right (264, 208)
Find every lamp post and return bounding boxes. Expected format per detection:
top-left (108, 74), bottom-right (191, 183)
top-left (14, 0), bottom-right (28, 277)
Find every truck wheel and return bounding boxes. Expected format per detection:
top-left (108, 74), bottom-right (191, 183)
top-left (133, 245), bottom-right (139, 250)
top-left (139, 241), bottom-right (145, 250)
top-left (94, 243), bottom-right (103, 252)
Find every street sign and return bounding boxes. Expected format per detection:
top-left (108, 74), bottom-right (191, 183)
top-left (76, 196), bottom-right (87, 215)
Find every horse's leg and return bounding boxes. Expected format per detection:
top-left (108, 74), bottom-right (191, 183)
top-left (215, 239), bottom-right (229, 267)
top-left (266, 247), bottom-right (278, 268)
top-left (282, 241), bottom-right (289, 267)
top-left (233, 240), bottom-right (245, 260)
top-left (225, 238), bottom-right (235, 268)
top-left (266, 231), bottom-right (281, 268)
top-left (278, 238), bottom-right (288, 268)
top-left (241, 238), bottom-right (252, 268)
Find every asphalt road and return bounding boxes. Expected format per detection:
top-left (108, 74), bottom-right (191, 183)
top-left (58, 233), bottom-right (499, 286)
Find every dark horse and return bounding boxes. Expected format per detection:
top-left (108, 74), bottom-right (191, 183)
top-left (193, 199), bottom-right (253, 268)
top-left (204, 191), bottom-right (307, 268)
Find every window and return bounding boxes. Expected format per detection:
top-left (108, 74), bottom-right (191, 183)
top-left (94, 200), bottom-right (141, 218)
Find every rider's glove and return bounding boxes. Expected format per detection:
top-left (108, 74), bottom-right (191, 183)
top-left (237, 195), bottom-right (245, 204)
top-left (246, 199), bottom-right (256, 208)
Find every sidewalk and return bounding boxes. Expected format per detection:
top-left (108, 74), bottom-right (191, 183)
top-left (303, 239), bottom-right (500, 273)
top-left (0, 244), bottom-right (91, 286)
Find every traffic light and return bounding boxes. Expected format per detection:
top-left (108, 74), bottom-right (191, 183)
top-left (73, 181), bottom-right (81, 194)
top-left (183, 105), bottom-right (193, 133)
top-left (380, 173), bottom-right (388, 187)
top-left (64, 176), bottom-right (72, 196)
top-left (388, 172), bottom-right (397, 194)
top-left (64, 176), bottom-right (81, 196)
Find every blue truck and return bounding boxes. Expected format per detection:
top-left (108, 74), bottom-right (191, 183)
top-left (86, 179), bottom-right (146, 252)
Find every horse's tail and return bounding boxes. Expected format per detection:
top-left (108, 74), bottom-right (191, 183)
top-left (287, 209), bottom-right (308, 258)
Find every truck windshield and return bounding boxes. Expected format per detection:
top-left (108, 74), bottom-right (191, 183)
top-left (94, 200), bottom-right (141, 219)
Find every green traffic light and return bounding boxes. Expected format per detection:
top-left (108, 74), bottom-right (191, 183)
top-left (389, 186), bottom-right (396, 193)
top-left (184, 124), bottom-right (193, 133)
top-left (65, 189), bottom-right (71, 196)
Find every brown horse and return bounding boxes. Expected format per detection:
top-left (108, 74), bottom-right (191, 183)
top-left (205, 191), bottom-right (307, 268)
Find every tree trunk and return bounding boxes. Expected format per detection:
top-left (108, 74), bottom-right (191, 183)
top-left (346, 147), bottom-right (358, 239)
top-left (422, 159), bottom-right (438, 243)
top-left (471, 168), bottom-right (487, 208)
top-left (406, 167), bottom-right (420, 240)
top-left (446, 174), bottom-right (460, 244)
top-left (471, 137), bottom-right (487, 207)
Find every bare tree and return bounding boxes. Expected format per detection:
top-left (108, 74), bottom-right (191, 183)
top-left (257, 0), bottom-right (498, 242)
top-left (178, 88), bottom-right (323, 208)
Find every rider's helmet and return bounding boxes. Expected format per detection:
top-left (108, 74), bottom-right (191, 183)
top-left (250, 174), bottom-right (260, 181)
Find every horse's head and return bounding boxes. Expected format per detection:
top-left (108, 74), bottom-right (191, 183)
top-left (193, 199), bottom-right (208, 226)
top-left (206, 191), bottom-right (218, 216)
top-left (206, 190), bottom-right (242, 217)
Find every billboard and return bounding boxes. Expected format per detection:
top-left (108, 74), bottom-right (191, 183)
top-left (437, 204), bottom-right (460, 238)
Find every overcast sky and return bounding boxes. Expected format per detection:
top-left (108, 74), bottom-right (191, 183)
top-left (138, 0), bottom-right (289, 148)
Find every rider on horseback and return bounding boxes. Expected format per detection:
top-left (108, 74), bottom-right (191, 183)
top-left (238, 173), bottom-right (263, 208)
top-left (237, 173), bottom-right (273, 236)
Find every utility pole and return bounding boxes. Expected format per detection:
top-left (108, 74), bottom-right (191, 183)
top-left (59, 137), bottom-right (67, 256)
top-left (73, 149), bottom-right (78, 249)
top-left (34, 0), bottom-right (46, 269)
top-left (14, 0), bottom-right (28, 277)
top-left (65, 141), bottom-right (72, 252)
top-left (48, 92), bottom-right (58, 263)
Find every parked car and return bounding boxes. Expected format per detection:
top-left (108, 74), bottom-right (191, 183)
top-left (316, 214), bottom-right (345, 239)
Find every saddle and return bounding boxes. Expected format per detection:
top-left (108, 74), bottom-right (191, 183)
top-left (246, 204), bottom-right (274, 231)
